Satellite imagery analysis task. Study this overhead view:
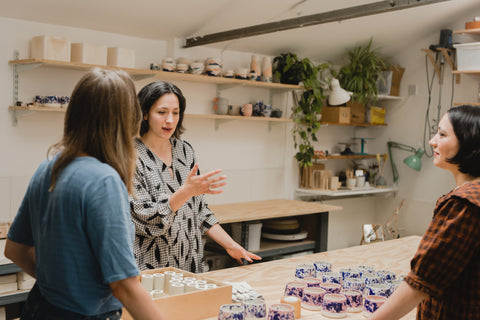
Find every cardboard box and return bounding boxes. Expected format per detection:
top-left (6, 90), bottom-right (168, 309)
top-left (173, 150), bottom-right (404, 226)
top-left (30, 36), bottom-right (71, 61)
top-left (107, 47), bottom-right (135, 68)
top-left (454, 42), bottom-right (480, 71)
top-left (367, 106), bottom-right (386, 124)
top-left (71, 43), bottom-right (107, 65)
top-left (121, 267), bottom-right (231, 320)
top-left (321, 106), bottom-right (350, 124)
top-left (347, 101), bottom-right (366, 124)
top-left (389, 67), bottom-right (405, 96)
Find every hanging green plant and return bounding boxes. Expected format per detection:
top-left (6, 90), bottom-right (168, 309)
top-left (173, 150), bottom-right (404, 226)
top-left (273, 52), bottom-right (331, 168)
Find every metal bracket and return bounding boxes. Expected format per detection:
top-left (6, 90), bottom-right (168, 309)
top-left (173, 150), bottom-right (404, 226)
top-left (11, 109), bottom-right (36, 127)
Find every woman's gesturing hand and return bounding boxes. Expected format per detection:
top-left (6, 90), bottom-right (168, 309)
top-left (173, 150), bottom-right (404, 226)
top-left (184, 164), bottom-right (227, 196)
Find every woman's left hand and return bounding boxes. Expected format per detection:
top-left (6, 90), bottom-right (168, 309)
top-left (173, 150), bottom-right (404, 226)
top-left (226, 243), bottom-right (262, 265)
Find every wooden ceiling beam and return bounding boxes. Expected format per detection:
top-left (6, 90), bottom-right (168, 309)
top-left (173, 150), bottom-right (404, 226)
top-left (183, 0), bottom-right (451, 48)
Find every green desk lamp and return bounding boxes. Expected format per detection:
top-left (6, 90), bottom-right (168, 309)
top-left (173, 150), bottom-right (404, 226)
top-left (387, 141), bottom-right (425, 183)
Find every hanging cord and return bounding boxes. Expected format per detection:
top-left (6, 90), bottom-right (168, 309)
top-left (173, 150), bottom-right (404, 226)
top-left (423, 53), bottom-right (437, 158)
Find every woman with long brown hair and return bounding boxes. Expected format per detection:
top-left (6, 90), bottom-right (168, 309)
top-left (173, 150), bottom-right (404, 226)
top-left (5, 69), bottom-right (165, 320)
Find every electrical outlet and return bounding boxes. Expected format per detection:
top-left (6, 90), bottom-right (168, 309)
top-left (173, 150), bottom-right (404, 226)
top-left (408, 84), bottom-right (417, 96)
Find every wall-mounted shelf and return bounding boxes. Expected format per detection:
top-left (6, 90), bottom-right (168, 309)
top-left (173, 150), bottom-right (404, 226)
top-left (9, 59), bottom-right (303, 91)
top-left (295, 186), bottom-right (397, 200)
top-left (453, 28), bottom-right (480, 35)
top-left (8, 106), bottom-right (293, 130)
top-left (453, 102), bottom-right (480, 106)
top-left (320, 121), bottom-right (387, 127)
top-left (452, 70), bottom-right (480, 75)
top-left (377, 95), bottom-right (402, 100)
top-left (314, 154), bottom-right (377, 160)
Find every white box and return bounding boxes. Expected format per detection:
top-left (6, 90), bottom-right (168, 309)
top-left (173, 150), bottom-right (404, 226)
top-left (454, 42), bottom-right (480, 71)
top-left (71, 43), bottom-right (107, 65)
top-left (107, 47), bottom-right (135, 68)
top-left (30, 35), bottom-right (71, 61)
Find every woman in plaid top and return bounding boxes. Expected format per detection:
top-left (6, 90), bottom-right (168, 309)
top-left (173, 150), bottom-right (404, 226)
top-left (371, 105), bottom-right (480, 319)
top-left (129, 81), bottom-right (260, 272)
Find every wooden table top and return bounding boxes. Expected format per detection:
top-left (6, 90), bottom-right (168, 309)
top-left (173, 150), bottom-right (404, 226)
top-left (204, 236), bottom-right (422, 319)
top-left (209, 199), bottom-right (342, 224)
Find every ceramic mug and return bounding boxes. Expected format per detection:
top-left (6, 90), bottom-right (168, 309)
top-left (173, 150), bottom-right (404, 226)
top-left (241, 103), bottom-right (253, 117)
top-left (228, 105), bottom-right (241, 116)
top-left (214, 97), bottom-right (229, 115)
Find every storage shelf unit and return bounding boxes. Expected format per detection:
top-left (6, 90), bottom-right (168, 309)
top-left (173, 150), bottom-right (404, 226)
top-left (8, 58), bottom-right (300, 126)
top-left (314, 154), bottom-right (377, 160)
top-left (9, 59), bottom-right (303, 90)
top-left (453, 28), bottom-right (480, 35)
top-left (320, 121), bottom-right (387, 127)
top-left (8, 106), bottom-right (293, 125)
top-left (295, 186), bottom-right (397, 200)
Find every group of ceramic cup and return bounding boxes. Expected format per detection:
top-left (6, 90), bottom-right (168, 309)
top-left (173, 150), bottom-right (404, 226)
top-left (218, 298), bottom-right (285, 320)
top-left (34, 95), bottom-right (70, 108)
top-left (150, 56), bottom-right (272, 82)
top-left (140, 270), bottom-right (217, 299)
top-left (284, 261), bottom-right (403, 318)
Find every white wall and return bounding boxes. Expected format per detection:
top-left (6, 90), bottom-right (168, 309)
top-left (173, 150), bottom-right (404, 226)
top-left (1, 11), bottom-right (477, 251)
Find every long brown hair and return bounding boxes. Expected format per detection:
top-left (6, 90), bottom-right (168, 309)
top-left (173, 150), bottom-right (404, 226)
top-left (48, 68), bottom-right (141, 194)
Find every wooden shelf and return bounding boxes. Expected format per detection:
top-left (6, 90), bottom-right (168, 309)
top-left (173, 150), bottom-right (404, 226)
top-left (314, 154), bottom-right (377, 160)
top-left (8, 106), bottom-right (293, 124)
top-left (453, 28), bottom-right (480, 35)
top-left (452, 70), bottom-right (480, 75)
top-left (377, 94), bottom-right (402, 100)
top-left (454, 102), bottom-right (480, 106)
top-left (295, 186), bottom-right (397, 200)
top-left (9, 59), bottom-right (303, 91)
top-left (320, 121), bottom-right (387, 127)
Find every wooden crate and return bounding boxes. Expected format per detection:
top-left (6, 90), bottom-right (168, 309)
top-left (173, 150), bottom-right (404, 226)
top-left (347, 101), bottom-right (366, 124)
top-left (121, 267), bottom-right (231, 320)
top-left (321, 106), bottom-right (350, 124)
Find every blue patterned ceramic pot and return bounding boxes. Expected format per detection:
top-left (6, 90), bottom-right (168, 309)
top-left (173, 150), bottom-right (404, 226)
top-left (320, 282), bottom-right (341, 294)
top-left (339, 268), bottom-right (361, 280)
top-left (294, 263), bottom-right (315, 279)
top-left (322, 271), bottom-right (343, 285)
top-left (303, 277), bottom-right (321, 288)
top-left (218, 304), bottom-right (245, 320)
top-left (363, 295), bottom-right (387, 316)
top-left (301, 287), bottom-right (326, 311)
top-left (313, 261), bottom-right (332, 278)
top-left (242, 297), bottom-right (266, 320)
top-left (341, 289), bottom-right (363, 312)
top-left (267, 304), bottom-right (295, 320)
top-left (343, 277), bottom-right (365, 292)
top-left (376, 270), bottom-right (396, 282)
top-left (365, 283), bottom-right (392, 298)
top-left (284, 281), bottom-right (306, 298)
top-left (321, 293), bottom-right (347, 318)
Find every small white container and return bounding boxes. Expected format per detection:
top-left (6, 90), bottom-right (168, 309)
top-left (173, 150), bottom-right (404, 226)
top-left (71, 43), bottom-right (107, 65)
top-left (30, 35), bottom-right (71, 61)
top-left (454, 42), bottom-right (480, 71)
top-left (107, 47), bottom-right (135, 68)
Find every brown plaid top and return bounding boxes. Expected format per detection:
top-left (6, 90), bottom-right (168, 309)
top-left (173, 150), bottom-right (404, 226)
top-left (405, 180), bottom-right (480, 319)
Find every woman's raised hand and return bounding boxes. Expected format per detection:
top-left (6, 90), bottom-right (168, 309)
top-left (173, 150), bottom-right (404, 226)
top-left (184, 164), bottom-right (227, 197)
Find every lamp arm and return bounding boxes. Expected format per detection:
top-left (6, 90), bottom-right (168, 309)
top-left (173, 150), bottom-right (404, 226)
top-left (387, 141), bottom-right (417, 153)
top-left (387, 143), bottom-right (399, 183)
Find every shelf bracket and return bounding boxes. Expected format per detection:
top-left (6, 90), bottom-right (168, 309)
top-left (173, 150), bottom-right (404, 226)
top-left (12, 50), bottom-right (42, 106)
top-left (421, 48), bottom-right (460, 84)
top-left (10, 109), bottom-right (36, 127)
top-left (214, 118), bottom-right (234, 130)
top-left (131, 74), bottom-right (156, 81)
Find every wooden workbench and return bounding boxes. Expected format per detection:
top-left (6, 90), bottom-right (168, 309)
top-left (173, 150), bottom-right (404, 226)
top-left (204, 236), bottom-right (422, 320)
top-left (209, 199), bottom-right (342, 253)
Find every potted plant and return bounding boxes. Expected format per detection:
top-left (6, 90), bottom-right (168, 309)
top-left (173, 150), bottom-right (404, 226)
top-left (273, 53), bottom-right (331, 187)
top-left (337, 39), bottom-right (389, 105)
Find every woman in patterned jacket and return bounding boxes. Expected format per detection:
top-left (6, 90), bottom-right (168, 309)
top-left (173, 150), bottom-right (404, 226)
top-left (371, 105), bottom-right (480, 319)
top-left (130, 81), bottom-right (261, 272)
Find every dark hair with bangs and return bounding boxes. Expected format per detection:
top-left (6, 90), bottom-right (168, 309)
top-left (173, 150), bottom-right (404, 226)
top-left (137, 81), bottom-right (186, 138)
top-left (447, 105), bottom-right (480, 177)
top-left (48, 68), bottom-right (142, 193)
